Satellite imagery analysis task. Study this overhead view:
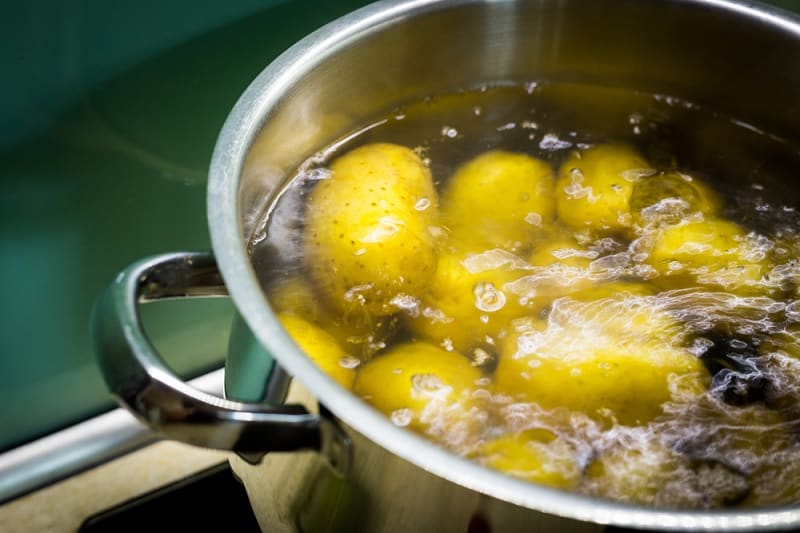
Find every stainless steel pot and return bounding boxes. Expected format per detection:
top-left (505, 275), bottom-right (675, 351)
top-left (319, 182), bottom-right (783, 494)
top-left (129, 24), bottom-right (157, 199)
top-left (91, 0), bottom-right (800, 530)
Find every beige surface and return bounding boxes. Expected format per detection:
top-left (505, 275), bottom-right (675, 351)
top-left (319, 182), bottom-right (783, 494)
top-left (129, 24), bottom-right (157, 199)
top-left (0, 441), bottom-right (231, 533)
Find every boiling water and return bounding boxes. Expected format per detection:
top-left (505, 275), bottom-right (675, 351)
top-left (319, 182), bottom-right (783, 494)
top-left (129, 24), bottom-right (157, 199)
top-left (250, 82), bottom-right (800, 508)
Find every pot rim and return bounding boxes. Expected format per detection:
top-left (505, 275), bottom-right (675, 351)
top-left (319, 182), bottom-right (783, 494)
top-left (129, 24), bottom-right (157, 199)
top-left (208, 0), bottom-right (800, 528)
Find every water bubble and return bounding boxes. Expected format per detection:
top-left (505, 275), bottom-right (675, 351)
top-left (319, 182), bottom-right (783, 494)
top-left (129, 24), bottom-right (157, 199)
top-left (525, 212), bottom-right (542, 226)
top-left (474, 281), bottom-right (507, 312)
top-left (415, 197), bottom-right (432, 211)
top-left (339, 356), bottom-right (361, 369)
top-left (524, 81), bottom-right (538, 94)
top-left (412, 373), bottom-right (447, 394)
top-left (390, 293), bottom-right (420, 315)
top-left (391, 408), bottom-right (413, 427)
top-left (539, 133), bottom-right (573, 151)
top-left (441, 126), bottom-right (458, 138)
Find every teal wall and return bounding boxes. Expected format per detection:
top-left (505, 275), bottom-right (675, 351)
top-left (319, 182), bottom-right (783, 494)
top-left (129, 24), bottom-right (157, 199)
top-left (0, 0), bottom-right (371, 451)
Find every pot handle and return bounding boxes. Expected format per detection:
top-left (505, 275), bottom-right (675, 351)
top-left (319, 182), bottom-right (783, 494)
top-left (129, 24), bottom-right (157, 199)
top-left (90, 251), bottom-right (349, 469)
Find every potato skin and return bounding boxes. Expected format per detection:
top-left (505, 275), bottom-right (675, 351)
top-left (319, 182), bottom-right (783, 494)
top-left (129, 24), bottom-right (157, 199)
top-left (442, 150), bottom-right (555, 252)
top-left (267, 275), bottom-right (398, 360)
top-left (645, 218), bottom-right (767, 293)
top-left (556, 143), bottom-right (654, 235)
top-left (304, 143), bottom-right (439, 317)
top-left (630, 171), bottom-right (721, 228)
top-left (405, 248), bottom-right (533, 355)
top-left (494, 295), bottom-right (707, 426)
top-left (479, 429), bottom-right (580, 489)
top-left (353, 341), bottom-right (483, 432)
top-left (278, 313), bottom-right (356, 389)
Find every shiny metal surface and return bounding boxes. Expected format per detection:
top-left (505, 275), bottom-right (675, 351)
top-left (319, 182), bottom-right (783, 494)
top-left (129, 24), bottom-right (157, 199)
top-left (90, 251), bottom-right (350, 468)
top-left (206, 0), bottom-right (800, 530)
top-left (231, 381), bottom-right (603, 533)
top-left (0, 369), bottom-right (224, 504)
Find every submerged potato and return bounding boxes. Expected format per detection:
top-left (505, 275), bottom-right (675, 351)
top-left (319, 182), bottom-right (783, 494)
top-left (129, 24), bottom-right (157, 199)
top-left (442, 151), bottom-right (555, 252)
top-left (494, 295), bottom-right (707, 425)
top-left (479, 429), bottom-right (580, 489)
top-left (630, 171), bottom-right (721, 228)
top-left (304, 143), bottom-right (439, 317)
top-left (353, 341), bottom-right (484, 437)
top-left (405, 248), bottom-right (534, 355)
top-left (645, 218), bottom-right (767, 293)
top-left (268, 276), bottom-right (397, 359)
top-left (556, 143), bottom-right (654, 235)
top-left (278, 313), bottom-right (356, 389)
top-left (523, 231), bottom-right (597, 300)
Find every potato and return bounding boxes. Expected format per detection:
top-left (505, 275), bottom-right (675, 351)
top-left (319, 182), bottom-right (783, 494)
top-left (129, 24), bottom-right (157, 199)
top-left (645, 218), bottom-right (768, 294)
top-left (630, 171), bottom-right (721, 228)
top-left (405, 248), bottom-right (534, 356)
top-left (304, 143), bottom-right (439, 317)
top-left (353, 341), bottom-right (484, 435)
top-left (278, 313), bottom-right (356, 389)
top-left (567, 279), bottom-right (658, 301)
top-left (494, 295), bottom-right (707, 425)
top-left (527, 233), bottom-right (594, 269)
top-left (268, 276), bottom-right (397, 359)
top-left (523, 231), bottom-right (596, 300)
top-left (479, 429), bottom-right (580, 489)
top-left (442, 150), bottom-right (555, 252)
top-left (555, 143), bottom-right (654, 235)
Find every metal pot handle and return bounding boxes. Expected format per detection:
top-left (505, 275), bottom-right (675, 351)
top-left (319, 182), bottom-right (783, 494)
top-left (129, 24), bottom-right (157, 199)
top-left (90, 251), bottom-right (349, 469)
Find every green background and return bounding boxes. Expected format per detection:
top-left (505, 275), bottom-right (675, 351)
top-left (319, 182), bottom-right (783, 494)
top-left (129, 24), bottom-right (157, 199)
top-left (0, 0), bottom-right (371, 451)
top-left (0, 0), bottom-right (797, 452)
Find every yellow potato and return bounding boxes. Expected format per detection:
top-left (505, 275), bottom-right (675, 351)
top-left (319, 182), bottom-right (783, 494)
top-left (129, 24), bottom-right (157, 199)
top-left (304, 143), bottom-right (439, 317)
top-left (353, 341), bottom-right (483, 433)
top-left (268, 276), bottom-right (327, 322)
top-left (645, 218), bottom-right (768, 294)
top-left (494, 295), bottom-right (707, 425)
top-left (567, 280), bottom-right (658, 301)
top-left (480, 429), bottom-right (580, 489)
top-left (585, 440), bottom-right (682, 505)
top-left (630, 171), bottom-right (721, 228)
top-left (442, 150), bottom-right (555, 252)
top-left (267, 276), bottom-right (397, 359)
top-left (527, 233), bottom-right (594, 269)
top-left (278, 313), bottom-right (356, 389)
top-left (524, 231), bottom-right (596, 301)
top-left (405, 248), bottom-right (534, 355)
top-left (556, 143), bottom-right (654, 235)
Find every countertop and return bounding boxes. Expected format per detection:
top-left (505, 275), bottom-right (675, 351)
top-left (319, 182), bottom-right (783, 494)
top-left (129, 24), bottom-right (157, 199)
top-left (0, 441), bottom-right (231, 532)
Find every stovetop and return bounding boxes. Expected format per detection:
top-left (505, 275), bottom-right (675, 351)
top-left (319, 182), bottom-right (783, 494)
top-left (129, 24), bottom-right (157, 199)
top-left (79, 462), bottom-right (259, 532)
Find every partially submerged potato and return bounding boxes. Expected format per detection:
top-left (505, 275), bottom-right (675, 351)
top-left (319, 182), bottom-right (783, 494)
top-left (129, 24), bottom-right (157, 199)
top-left (353, 341), bottom-right (484, 437)
top-left (304, 143), bottom-right (439, 317)
top-left (494, 295), bottom-right (707, 425)
top-left (645, 218), bottom-right (768, 294)
top-left (268, 276), bottom-right (397, 359)
top-left (479, 429), bottom-right (581, 489)
top-left (556, 143), bottom-right (654, 235)
top-left (278, 313), bottom-right (356, 389)
top-left (405, 248), bottom-right (533, 356)
top-left (522, 230), bottom-right (597, 301)
top-left (630, 171), bottom-right (722, 228)
top-left (442, 150), bottom-right (555, 252)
